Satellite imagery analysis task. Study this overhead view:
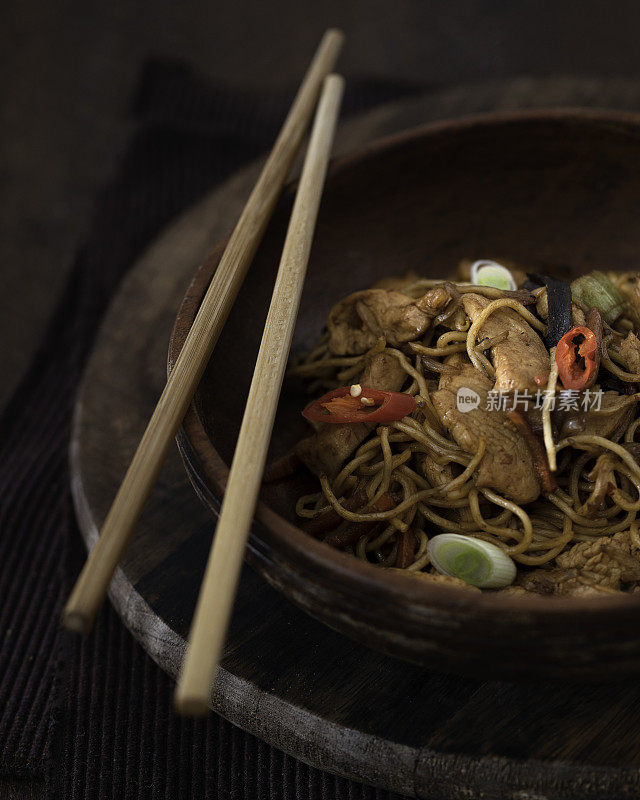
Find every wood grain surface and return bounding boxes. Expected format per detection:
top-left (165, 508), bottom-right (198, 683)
top-left (71, 79), bottom-right (640, 799)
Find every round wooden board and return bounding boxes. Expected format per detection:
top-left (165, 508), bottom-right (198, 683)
top-left (72, 79), bottom-right (640, 800)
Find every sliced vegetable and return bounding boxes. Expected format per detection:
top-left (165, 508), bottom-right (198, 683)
top-left (470, 260), bottom-right (517, 291)
top-left (528, 272), bottom-right (573, 348)
top-left (427, 533), bottom-right (516, 589)
top-left (555, 326), bottom-right (599, 390)
top-left (585, 307), bottom-right (603, 351)
top-left (302, 386), bottom-right (416, 424)
top-left (571, 271), bottom-right (626, 324)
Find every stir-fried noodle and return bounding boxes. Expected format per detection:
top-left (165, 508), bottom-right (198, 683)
top-left (285, 267), bottom-right (640, 594)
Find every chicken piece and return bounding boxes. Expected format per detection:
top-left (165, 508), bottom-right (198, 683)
top-left (431, 361), bottom-right (541, 503)
top-left (519, 568), bottom-right (622, 596)
top-left (296, 351), bottom-right (407, 478)
top-left (556, 530), bottom-right (640, 584)
top-left (535, 291), bottom-right (586, 327)
top-left (558, 391), bottom-right (635, 441)
top-left (619, 332), bottom-right (640, 374)
top-left (362, 348), bottom-right (406, 388)
top-left (327, 287), bottom-right (451, 356)
top-left (521, 530), bottom-right (640, 596)
top-left (462, 293), bottom-right (549, 393)
top-left (296, 423), bottom-right (369, 481)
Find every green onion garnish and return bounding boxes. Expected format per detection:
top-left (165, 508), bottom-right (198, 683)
top-left (570, 271), bottom-right (626, 324)
top-left (427, 533), bottom-right (516, 589)
top-left (470, 259), bottom-right (516, 291)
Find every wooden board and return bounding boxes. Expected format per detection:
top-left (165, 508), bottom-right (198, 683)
top-left (71, 78), bottom-right (640, 799)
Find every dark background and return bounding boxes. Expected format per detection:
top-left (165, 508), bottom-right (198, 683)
top-left (3, 2), bottom-right (640, 798)
top-left (4, 0), bottom-right (640, 411)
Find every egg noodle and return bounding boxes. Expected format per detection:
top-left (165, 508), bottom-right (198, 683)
top-left (287, 271), bottom-right (640, 592)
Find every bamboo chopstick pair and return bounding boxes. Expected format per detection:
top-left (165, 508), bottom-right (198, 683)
top-left (62, 28), bottom-right (345, 715)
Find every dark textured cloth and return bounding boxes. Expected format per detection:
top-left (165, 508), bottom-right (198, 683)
top-left (0, 60), bottom-right (421, 798)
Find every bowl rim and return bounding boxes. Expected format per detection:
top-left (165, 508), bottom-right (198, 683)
top-left (169, 107), bottom-right (640, 619)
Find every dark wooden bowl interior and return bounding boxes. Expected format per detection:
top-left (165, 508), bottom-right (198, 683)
top-left (170, 110), bottom-right (640, 681)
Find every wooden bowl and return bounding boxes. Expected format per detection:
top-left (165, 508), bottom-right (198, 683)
top-left (169, 109), bottom-right (640, 681)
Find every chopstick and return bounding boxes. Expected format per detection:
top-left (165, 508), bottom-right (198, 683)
top-left (62, 28), bottom-right (344, 635)
top-left (174, 73), bottom-right (345, 716)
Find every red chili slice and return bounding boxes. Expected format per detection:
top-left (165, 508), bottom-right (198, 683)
top-left (302, 386), bottom-right (417, 424)
top-left (555, 326), bottom-right (599, 390)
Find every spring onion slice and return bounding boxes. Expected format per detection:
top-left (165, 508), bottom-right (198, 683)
top-left (470, 260), bottom-right (517, 291)
top-left (571, 271), bottom-right (625, 324)
top-left (427, 533), bottom-right (516, 588)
